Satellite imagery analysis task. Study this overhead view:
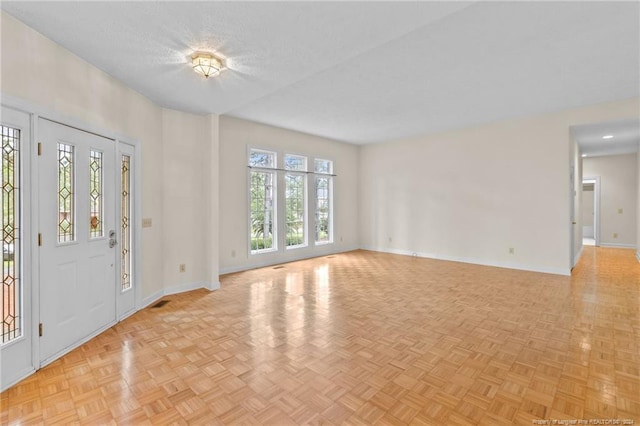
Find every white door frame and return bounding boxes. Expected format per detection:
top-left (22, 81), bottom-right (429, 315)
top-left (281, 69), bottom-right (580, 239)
top-left (583, 176), bottom-right (601, 246)
top-left (569, 159), bottom-right (577, 268)
top-left (1, 93), bottom-right (142, 386)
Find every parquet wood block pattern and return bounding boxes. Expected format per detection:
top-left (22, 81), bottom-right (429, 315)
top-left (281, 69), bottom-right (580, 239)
top-left (2, 247), bottom-right (639, 425)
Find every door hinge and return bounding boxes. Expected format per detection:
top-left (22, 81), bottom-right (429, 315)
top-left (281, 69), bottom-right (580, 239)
top-left (39, 323), bottom-right (43, 337)
top-left (38, 233), bottom-right (42, 246)
top-left (37, 142), bottom-right (42, 156)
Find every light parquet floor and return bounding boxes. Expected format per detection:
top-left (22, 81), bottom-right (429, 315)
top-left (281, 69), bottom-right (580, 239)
top-left (1, 247), bottom-right (639, 425)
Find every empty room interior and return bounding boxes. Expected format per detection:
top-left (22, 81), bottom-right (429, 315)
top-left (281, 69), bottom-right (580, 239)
top-left (1, 2), bottom-right (639, 425)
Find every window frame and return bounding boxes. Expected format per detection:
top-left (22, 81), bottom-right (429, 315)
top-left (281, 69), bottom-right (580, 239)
top-left (247, 147), bottom-right (335, 256)
top-left (248, 148), bottom-right (278, 255)
top-left (284, 153), bottom-right (308, 250)
top-left (314, 158), bottom-right (334, 245)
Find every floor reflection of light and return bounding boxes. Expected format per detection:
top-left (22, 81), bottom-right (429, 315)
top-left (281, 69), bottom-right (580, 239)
top-left (600, 381), bottom-right (616, 401)
top-left (250, 280), bottom-right (275, 354)
top-left (285, 272), bottom-right (305, 335)
top-left (121, 341), bottom-right (134, 396)
top-left (286, 272), bottom-right (303, 295)
top-left (580, 336), bottom-right (591, 351)
top-left (309, 263), bottom-right (331, 348)
top-left (315, 264), bottom-right (329, 308)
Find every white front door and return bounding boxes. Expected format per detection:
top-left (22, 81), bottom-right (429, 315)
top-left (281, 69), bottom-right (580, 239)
top-left (1, 106), bottom-right (34, 390)
top-left (38, 119), bottom-right (117, 365)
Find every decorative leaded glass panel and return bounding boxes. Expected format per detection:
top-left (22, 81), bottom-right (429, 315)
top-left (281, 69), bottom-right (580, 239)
top-left (2, 125), bottom-right (21, 343)
top-left (89, 150), bottom-right (103, 238)
top-left (58, 143), bottom-right (75, 243)
top-left (121, 155), bottom-right (131, 291)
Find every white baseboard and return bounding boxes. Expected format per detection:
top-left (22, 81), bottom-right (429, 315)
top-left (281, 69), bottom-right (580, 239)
top-left (600, 243), bottom-right (636, 249)
top-left (220, 245), bottom-right (359, 275)
top-left (361, 246), bottom-right (571, 276)
top-left (141, 280), bottom-right (220, 309)
top-left (164, 280), bottom-right (210, 296)
top-left (140, 289), bottom-right (164, 309)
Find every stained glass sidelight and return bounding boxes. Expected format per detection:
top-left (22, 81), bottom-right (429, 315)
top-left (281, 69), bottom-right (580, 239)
top-left (89, 150), bottom-right (103, 238)
top-left (2, 125), bottom-right (21, 343)
top-left (58, 143), bottom-right (75, 243)
top-left (121, 155), bottom-right (131, 291)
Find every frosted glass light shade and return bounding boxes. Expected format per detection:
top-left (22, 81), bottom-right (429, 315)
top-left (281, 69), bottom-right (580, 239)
top-left (192, 53), bottom-right (222, 78)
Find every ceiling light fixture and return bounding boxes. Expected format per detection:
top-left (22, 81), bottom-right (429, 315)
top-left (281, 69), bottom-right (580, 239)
top-left (582, 154), bottom-right (587, 157)
top-left (191, 52), bottom-right (223, 78)
top-left (602, 135), bottom-right (614, 139)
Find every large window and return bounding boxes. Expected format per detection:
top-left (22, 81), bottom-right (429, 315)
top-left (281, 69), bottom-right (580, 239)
top-left (249, 149), bottom-right (277, 253)
top-left (285, 154), bottom-right (307, 249)
top-left (315, 159), bottom-right (333, 244)
top-left (248, 149), bottom-right (334, 255)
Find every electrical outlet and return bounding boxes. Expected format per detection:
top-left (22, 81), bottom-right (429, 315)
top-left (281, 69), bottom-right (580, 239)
top-left (231, 250), bottom-right (236, 258)
top-left (179, 264), bottom-right (186, 273)
top-left (388, 237), bottom-right (393, 243)
top-left (509, 247), bottom-right (515, 254)
top-left (340, 236), bottom-right (343, 243)
top-left (613, 233), bottom-right (618, 239)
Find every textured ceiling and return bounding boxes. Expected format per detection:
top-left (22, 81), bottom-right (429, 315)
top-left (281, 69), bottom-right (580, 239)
top-left (574, 119), bottom-right (640, 158)
top-left (2, 1), bottom-right (639, 145)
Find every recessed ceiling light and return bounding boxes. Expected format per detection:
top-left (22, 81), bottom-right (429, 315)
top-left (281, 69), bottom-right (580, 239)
top-left (602, 135), bottom-right (614, 139)
top-left (581, 154), bottom-right (587, 157)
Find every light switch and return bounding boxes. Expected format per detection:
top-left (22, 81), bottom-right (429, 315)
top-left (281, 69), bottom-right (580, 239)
top-left (142, 218), bottom-right (152, 228)
top-left (618, 208), bottom-right (623, 214)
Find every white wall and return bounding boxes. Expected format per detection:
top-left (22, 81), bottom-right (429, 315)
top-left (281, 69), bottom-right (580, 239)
top-left (219, 116), bottom-right (359, 273)
top-left (583, 154), bottom-right (637, 247)
top-left (161, 109), bottom-right (219, 292)
top-left (1, 12), bottom-right (218, 298)
top-left (4, 10), bottom-right (639, 283)
top-left (359, 98), bottom-right (640, 275)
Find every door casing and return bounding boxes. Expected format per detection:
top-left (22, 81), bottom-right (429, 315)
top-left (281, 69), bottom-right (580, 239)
top-left (583, 176), bottom-right (601, 247)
